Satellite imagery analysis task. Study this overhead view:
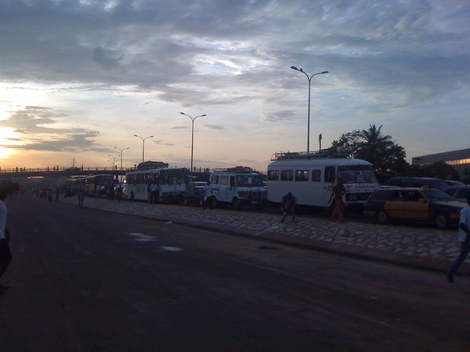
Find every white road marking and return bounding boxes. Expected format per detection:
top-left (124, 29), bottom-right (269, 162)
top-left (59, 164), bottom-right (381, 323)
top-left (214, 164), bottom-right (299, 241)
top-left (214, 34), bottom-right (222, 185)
top-left (161, 246), bottom-right (183, 252)
top-left (128, 232), bottom-right (157, 242)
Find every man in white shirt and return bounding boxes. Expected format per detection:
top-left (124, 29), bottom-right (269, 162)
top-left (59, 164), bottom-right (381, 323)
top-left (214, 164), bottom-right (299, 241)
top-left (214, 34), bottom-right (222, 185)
top-left (0, 181), bottom-right (20, 292)
top-left (447, 194), bottom-right (470, 283)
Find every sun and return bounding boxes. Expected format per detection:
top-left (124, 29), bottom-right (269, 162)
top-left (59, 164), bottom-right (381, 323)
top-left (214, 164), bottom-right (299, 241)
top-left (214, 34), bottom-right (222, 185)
top-left (0, 127), bottom-right (19, 160)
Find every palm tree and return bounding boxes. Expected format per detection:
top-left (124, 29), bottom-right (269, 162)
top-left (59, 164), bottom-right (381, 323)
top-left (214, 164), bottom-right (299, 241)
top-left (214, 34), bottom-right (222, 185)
top-left (331, 124), bottom-right (408, 179)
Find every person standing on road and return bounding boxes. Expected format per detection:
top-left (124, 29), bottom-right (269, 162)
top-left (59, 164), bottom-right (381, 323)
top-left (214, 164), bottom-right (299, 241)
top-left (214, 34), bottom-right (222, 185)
top-left (447, 194), bottom-right (470, 283)
top-left (0, 182), bottom-right (20, 293)
top-left (148, 180), bottom-right (159, 204)
top-left (280, 192), bottom-right (296, 222)
top-left (203, 181), bottom-right (212, 210)
top-left (77, 186), bottom-right (85, 208)
top-left (329, 178), bottom-right (347, 222)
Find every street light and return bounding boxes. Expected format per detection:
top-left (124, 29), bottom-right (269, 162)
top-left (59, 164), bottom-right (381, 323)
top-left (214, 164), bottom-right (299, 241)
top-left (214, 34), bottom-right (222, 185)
top-left (114, 146), bottom-right (130, 183)
top-left (290, 66), bottom-right (328, 156)
top-left (179, 112), bottom-right (206, 174)
top-left (108, 154), bottom-right (120, 170)
top-left (134, 134), bottom-right (154, 162)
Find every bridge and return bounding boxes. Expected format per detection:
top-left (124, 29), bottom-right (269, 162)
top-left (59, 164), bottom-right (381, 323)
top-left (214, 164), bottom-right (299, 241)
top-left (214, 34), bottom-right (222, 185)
top-left (0, 167), bottom-right (128, 188)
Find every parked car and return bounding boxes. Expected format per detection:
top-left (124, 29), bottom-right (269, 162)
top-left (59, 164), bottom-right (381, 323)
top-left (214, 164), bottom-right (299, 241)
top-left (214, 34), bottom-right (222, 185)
top-left (445, 185), bottom-right (470, 203)
top-left (387, 177), bottom-right (448, 191)
top-left (363, 187), bottom-right (466, 228)
top-left (446, 180), bottom-right (465, 187)
top-left (183, 182), bottom-right (207, 206)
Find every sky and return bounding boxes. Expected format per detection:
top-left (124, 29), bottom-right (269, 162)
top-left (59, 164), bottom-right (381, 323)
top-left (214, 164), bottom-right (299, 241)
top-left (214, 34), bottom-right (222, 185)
top-left (0, 0), bottom-right (469, 173)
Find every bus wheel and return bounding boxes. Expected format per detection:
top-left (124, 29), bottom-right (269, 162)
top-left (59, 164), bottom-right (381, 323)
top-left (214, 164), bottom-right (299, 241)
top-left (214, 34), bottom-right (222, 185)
top-left (232, 198), bottom-right (241, 210)
top-left (210, 197), bottom-right (217, 209)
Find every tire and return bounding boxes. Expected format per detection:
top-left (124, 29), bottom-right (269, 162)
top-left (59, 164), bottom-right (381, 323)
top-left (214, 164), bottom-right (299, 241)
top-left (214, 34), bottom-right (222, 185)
top-left (232, 198), bottom-right (241, 210)
top-left (210, 197), bottom-right (217, 209)
top-left (377, 210), bottom-right (389, 224)
top-left (435, 212), bottom-right (450, 229)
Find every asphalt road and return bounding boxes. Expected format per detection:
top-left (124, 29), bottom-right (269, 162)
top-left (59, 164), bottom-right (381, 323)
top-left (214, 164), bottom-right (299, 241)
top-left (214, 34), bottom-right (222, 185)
top-left (1, 195), bottom-right (469, 351)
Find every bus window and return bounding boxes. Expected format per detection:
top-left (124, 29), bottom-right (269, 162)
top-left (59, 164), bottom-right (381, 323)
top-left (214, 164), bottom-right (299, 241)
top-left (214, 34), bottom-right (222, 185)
top-left (268, 170), bottom-right (279, 181)
top-left (312, 170), bottom-right (321, 182)
top-left (219, 175), bottom-right (229, 186)
top-left (325, 166), bottom-right (335, 183)
top-left (280, 170), bottom-right (293, 181)
top-left (210, 175), bottom-right (219, 184)
top-left (295, 170), bottom-right (309, 181)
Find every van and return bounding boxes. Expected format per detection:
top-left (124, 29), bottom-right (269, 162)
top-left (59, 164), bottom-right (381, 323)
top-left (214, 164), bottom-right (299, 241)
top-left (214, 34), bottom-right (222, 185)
top-left (208, 167), bottom-right (267, 209)
top-left (387, 177), bottom-right (448, 191)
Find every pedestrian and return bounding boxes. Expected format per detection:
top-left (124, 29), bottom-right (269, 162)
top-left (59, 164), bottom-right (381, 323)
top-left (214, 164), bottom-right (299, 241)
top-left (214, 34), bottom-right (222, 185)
top-left (203, 181), bottom-right (212, 210)
top-left (280, 192), bottom-right (296, 222)
top-left (148, 180), bottom-right (159, 204)
top-left (55, 186), bottom-right (60, 202)
top-left (329, 178), bottom-right (347, 222)
top-left (0, 181), bottom-right (20, 293)
top-left (116, 184), bottom-right (123, 202)
top-left (447, 194), bottom-right (470, 283)
top-left (77, 186), bottom-right (85, 208)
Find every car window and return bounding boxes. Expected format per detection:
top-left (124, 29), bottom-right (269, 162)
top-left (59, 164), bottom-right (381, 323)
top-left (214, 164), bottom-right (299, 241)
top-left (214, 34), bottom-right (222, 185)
top-left (422, 189), bottom-right (455, 201)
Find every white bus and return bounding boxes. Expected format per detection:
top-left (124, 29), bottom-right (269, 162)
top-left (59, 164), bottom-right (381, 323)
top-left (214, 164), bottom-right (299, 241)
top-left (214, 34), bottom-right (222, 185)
top-left (267, 151), bottom-right (380, 209)
top-left (126, 167), bottom-right (189, 202)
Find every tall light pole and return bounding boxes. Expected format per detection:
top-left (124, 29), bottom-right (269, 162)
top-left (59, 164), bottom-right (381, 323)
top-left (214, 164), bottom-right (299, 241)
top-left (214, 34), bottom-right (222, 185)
top-left (114, 146), bottom-right (129, 183)
top-left (290, 66), bottom-right (328, 156)
top-left (134, 134), bottom-right (153, 163)
top-left (180, 112), bottom-right (206, 174)
top-left (108, 154), bottom-right (120, 170)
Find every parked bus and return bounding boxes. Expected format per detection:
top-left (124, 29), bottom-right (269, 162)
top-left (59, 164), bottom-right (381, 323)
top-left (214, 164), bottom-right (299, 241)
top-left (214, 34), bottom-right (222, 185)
top-left (126, 167), bottom-right (189, 202)
top-left (267, 151), bottom-right (380, 209)
top-left (85, 174), bottom-right (115, 197)
top-left (64, 176), bottom-right (86, 197)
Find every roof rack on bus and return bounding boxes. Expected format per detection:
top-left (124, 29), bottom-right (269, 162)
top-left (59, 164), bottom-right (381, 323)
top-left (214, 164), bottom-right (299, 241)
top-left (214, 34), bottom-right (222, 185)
top-left (271, 149), bottom-right (349, 161)
top-left (212, 166), bottom-right (256, 173)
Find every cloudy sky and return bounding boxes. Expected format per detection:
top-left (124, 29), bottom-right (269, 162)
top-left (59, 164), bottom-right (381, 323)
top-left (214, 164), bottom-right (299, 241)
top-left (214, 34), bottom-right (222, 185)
top-left (0, 0), bottom-right (469, 172)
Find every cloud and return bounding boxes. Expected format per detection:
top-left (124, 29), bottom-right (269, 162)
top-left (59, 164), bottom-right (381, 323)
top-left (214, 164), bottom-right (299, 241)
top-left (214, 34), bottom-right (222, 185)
top-left (0, 106), bottom-right (100, 152)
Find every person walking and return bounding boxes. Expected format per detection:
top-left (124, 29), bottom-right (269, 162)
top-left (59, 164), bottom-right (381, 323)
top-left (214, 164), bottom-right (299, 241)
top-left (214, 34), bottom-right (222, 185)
top-left (447, 194), bottom-right (470, 283)
top-left (329, 178), bottom-right (347, 222)
top-left (280, 192), bottom-right (296, 222)
top-left (0, 182), bottom-right (20, 293)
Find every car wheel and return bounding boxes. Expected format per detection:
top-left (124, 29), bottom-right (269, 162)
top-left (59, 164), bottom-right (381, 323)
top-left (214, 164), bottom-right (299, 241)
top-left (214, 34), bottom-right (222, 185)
top-left (435, 212), bottom-right (450, 229)
top-left (377, 210), bottom-right (389, 224)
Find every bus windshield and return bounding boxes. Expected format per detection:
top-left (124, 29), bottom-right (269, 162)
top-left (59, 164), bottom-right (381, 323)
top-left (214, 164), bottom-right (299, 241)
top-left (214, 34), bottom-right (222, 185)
top-left (338, 165), bottom-right (378, 184)
top-left (236, 174), bottom-right (262, 187)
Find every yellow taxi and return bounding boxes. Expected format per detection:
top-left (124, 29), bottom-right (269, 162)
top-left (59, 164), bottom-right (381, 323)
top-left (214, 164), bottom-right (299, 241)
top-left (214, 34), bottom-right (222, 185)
top-left (363, 187), bottom-right (466, 228)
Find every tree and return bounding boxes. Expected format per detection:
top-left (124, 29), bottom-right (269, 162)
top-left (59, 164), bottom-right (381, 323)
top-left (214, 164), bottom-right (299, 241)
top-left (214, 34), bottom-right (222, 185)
top-left (331, 124), bottom-right (409, 181)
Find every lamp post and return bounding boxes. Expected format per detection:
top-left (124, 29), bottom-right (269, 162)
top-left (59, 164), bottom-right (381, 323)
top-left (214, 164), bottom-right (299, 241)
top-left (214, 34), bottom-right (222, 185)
top-left (179, 112), bottom-right (206, 174)
top-left (114, 146), bottom-right (129, 183)
top-left (108, 154), bottom-right (120, 170)
top-left (290, 66), bottom-right (328, 156)
top-left (134, 134), bottom-right (153, 162)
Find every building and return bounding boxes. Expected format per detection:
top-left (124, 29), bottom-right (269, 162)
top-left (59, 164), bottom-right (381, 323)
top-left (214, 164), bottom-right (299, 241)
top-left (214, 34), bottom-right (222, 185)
top-left (412, 148), bottom-right (470, 181)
